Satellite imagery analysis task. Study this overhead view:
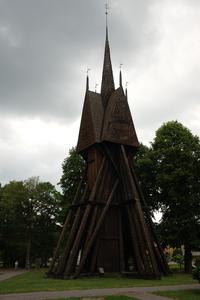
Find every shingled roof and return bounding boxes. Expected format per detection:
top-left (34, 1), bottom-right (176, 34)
top-left (102, 87), bottom-right (139, 147)
top-left (76, 90), bottom-right (103, 153)
top-left (77, 28), bottom-right (139, 153)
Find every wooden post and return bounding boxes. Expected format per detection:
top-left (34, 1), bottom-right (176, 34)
top-left (64, 158), bottom-right (107, 276)
top-left (55, 184), bottom-right (89, 275)
top-left (74, 179), bottom-right (119, 278)
top-left (120, 145), bottom-right (161, 278)
top-left (48, 177), bottom-right (85, 274)
top-left (131, 165), bottom-right (170, 275)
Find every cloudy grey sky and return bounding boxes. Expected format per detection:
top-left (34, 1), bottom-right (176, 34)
top-left (0, 0), bottom-right (200, 187)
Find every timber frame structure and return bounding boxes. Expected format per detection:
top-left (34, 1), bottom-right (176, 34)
top-left (47, 24), bottom-right (169, 279)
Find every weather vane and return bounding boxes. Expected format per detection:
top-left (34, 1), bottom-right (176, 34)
top-left (120, 63), bottom-right (123, 70)
top-left (105, 3), bottom-right (110, 26)
top-left (87, 67), bottom-right (91, 76)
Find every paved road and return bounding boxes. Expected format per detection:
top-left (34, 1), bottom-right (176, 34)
top-left (0, 270), bottom-right (27, 282)
top-left (0, 284), bottom-right (199, 300)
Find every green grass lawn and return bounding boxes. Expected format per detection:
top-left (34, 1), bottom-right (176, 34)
top-left (154, 289), bottom-right (200, 299)
top-left (0, 269), bottom-right (197, 294)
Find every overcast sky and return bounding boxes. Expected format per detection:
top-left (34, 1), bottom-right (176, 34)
top-left (0, 0), bottom-right (200, 187)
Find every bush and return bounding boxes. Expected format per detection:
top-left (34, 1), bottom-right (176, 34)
top-left (192, 258), bottom-right (200, 283)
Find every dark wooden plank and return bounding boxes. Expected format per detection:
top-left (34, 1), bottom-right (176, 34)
top-left (119, 207), bottom-right (125, 272)
top-left (55, 184), bottom-right (89, 275)
top-left (48, 177), bottom-right (85, 274)
top-left (64, 157), bottom-right (107, 276)
top-left (131, 165), bottom-right (170, 275)
top-left (120, 145), bottom-right (161, 278)
top-left (74, 179), bottom-right (119, 278)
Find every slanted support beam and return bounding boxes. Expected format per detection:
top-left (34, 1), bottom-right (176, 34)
top-left (74, 179), bottom-right (119, 278)
top-left (64, 158), bottom-right (107, 276)
top-left (55, 184), bottom-right (89, 275)
top-left (48, 177), bottom-right (85, 275)
top-left (120, 145), bottom-right (161, 278)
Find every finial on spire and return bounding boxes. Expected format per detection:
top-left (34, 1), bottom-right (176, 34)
top-left (101, 3), bottom-right (115, 106)
top-left (105, 3), bottom-right (110, 39)
top-left (119, 63), bottom-right (123, 87)
top-left (86, 67), bottom-right (91, 91)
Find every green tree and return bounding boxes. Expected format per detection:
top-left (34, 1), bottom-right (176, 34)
top-left (193, 257), bottom-right (200, 283)
top-left (151, 121), bottom-right (200, 273)
top-left (0, 181), bottom-right (27, 266)
top-left (31, 181), bottom-right (61, 266)
top-left (0, 178), bottom-right (61, 267)
top-left (134, 143), bottom-right (158, 212)
top-left (59, 147), bottom-right (85, 222)
top-left (172, 248), bottom-right (184, 270)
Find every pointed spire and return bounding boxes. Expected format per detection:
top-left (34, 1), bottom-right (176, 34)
top-left (101, 6), bottom-right (115, 107)
top-left (119, 70), bottom-right (122, 87)
top-left (86, 75), bottom-right (89, 91)
top-left (86, 67), bottom-right (90, 91)
top-left (119, 64), bottom-right (123, 88)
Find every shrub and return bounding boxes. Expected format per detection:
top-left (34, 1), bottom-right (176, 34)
top-left (192, 258), bottom-right (200, 283)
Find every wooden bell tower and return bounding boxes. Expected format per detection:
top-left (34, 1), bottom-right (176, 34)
top-left (47, 18), bottom-right (169, 279)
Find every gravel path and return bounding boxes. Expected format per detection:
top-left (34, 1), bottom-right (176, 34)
top-left (0, 284), bottom-right (199, 300)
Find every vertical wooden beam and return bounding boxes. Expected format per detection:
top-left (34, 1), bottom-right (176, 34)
top-left (125, 204), bottom-right (145, 273)
top-left (74, 179), bottom-right (119, 278)
top-left (89, 238), bottom-right (100, 273)
top-left (64, 157), bottom-right (107, 276)
top-left (55, 184), bottom-right (89, 275)
top-left (118, 154), bottom-right (147, 273)
top-left (118, 207), bottom-right (125, 272)
top-left (129, 204), bottom-right (152, 273)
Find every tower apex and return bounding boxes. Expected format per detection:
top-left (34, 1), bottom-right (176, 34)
top-left (101, 4), bottom-right (115, 107)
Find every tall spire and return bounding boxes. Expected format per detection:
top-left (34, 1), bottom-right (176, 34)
top-left (101, 5), bottom-right (115, 107)
top-left (86, 75), bottom-right (89, 91)
top-left (86, 67), bottom-right (90, 91)
top-left (119, 64), bottom-right (123, 88)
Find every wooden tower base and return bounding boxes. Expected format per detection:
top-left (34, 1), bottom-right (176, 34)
top-left (47, 143), bottom-right (169, 279)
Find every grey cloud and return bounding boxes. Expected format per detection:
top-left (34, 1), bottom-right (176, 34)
top-left (0, 0), bottom-right (200, 185)
top-left (0, 0), bottom-right (159, 122)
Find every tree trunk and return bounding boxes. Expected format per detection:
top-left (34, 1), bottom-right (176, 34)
top-left (184, 244), bottom-right (192, 273)
top-left (25, 236), bottom-right (31, 269)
